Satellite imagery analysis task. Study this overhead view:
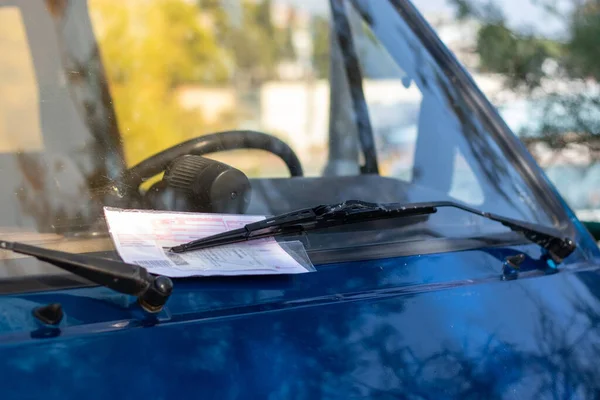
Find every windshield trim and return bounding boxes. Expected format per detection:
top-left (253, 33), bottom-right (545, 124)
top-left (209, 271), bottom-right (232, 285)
top-left (305, 231), bottom-right (530, 265)
top-left (0, 231), bottom-right (530, 295)
top-left (0, 268), bottom-right (95, 295)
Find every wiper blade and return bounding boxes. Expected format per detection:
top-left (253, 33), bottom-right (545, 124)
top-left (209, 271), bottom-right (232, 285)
top-left (171, 200), bottom-right (435, 253)
top-left (0, 241), bottom-right (173, 313)
top-left (170, 200), bottom-right (576, 265)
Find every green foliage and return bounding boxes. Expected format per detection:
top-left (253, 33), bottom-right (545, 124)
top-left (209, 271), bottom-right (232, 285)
top-left (311, 16), bottom-right (330, 79)
top-left (92, 0), bottom-right (230, 88)
top-left (206, 0), bottom-right (296, 84)
top-left (449, 0), bottom-right (600, 148)
top-left (90, 0), bottom-right (232, 166)
top-left (476, 23), bottom-right (560, 88)
top-left (567, 4), bottom-right (600, 80)
top-left (518, 93), bottom-right (600, 144)
top-left (453, 0), bottom-right (474, 19)
top-left (90, 0), bottom-right (299, 166)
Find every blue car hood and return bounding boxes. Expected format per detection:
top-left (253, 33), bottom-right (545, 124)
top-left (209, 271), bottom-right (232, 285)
top-left (2, 243), bottom-right (600, 399)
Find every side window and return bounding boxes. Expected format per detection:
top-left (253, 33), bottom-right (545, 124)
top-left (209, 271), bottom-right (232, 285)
top-left (348, 2), bottom-right (485, 205)
top-left (411, 0), bottom-right (600, 226)
top-left (448, 150), bottom-right (484, 205)
top-left (0, 7), bottom-right (43, 153)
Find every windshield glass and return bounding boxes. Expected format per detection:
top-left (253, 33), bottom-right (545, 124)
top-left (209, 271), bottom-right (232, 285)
top-left (0, 0), bottom-right (564, 280)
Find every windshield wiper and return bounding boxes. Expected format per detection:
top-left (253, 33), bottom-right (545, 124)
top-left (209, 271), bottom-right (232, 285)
top-left (170, 200), bottom-right (576, 265)
top-left (0, 241), bottom-right (173, 313)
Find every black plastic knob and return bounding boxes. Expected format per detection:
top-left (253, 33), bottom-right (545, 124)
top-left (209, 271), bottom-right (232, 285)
top-left (164, 155), bottom-right (251, 213)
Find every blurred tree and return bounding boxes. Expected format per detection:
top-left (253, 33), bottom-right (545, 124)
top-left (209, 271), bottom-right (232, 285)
top-left (311, 15), bottom-right (331, 79)
top-left (449, 0), bottom-right (600, 152)
top-left (256, 0), bottom-right (273, 36)
top-left (278, 17), bottom-right (296, 61)
top-left (89, 0), bottom-right (307, 169)
top-left (567, 1), bottom-right (600, 80)
top-left (475, 23), bottom-right (560, 89)
top-left (201, 0), bottom-right (296, 86)
top-left (89, 0), bottom-right (231, 166)
top-left (450, 0), bottom-right (562, 89)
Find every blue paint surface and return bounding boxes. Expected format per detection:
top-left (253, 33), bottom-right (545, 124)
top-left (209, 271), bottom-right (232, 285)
top-left (2, 1), bottom-right (600, 398)
top-left (1, 241), bottom-right (600, 399)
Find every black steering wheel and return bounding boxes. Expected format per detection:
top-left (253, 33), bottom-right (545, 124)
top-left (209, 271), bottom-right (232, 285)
top-left (123, 130), bottom-right (304, 190)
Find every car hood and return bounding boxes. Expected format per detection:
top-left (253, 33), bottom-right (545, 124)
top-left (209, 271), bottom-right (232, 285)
top-left (1, 243), bottom-right (600, 399)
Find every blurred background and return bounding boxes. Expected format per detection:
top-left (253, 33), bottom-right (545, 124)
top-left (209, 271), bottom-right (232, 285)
top-left (1, 0), bottom-right (599, 228)
top-left (412, 0), bottom-right (600, 220)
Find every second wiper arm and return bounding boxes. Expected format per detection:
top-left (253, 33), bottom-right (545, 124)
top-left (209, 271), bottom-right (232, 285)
top-left (170, 200), bottom-right (576, 265)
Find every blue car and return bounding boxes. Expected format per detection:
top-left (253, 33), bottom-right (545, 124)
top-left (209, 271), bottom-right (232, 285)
top-left (1, 0), bottom-right (599, 399)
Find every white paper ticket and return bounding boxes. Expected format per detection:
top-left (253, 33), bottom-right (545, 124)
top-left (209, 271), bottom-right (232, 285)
top-left (103, 208), bottom-right (312, 277)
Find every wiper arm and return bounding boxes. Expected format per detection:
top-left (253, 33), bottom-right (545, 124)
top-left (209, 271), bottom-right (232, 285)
top-left (171, 200), bottom-right (433, 253)
top-left (170, 199), bottom-right (576, 265)
top-left (437, 201), bottom-right (576, 265)
top-left (0, 241), bottom-right (173, 313)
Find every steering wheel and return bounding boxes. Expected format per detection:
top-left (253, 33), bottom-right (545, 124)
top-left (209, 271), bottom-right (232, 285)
top-left (123, 130), bottom-right (304, 190)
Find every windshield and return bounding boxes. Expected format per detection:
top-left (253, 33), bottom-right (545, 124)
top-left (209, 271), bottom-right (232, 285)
top-left (0, 0), bottom-right (565, 280)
